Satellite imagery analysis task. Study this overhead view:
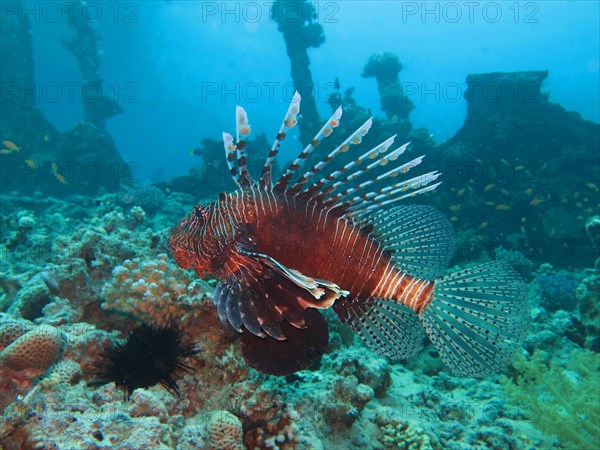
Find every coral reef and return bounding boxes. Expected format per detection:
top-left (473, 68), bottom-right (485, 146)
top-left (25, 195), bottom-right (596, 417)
top-left (533, 271), bottom-right (580, 312)
top-left (0, 322), bottom-right (64, 395)
top-left (101, 254), bottom-right (212, 325)
top-left (375, 408), bottom-right (433, 449)
top-left (0, 187), bottom-right (591, 450)
top-left (245, 406), bottom-right (301, 449)
top-left (501, 348), bottom-right (600, 449)
top-left (434, 70), bottom-right (599, 268)
top-left (206, 410), bottom-right (244, 450)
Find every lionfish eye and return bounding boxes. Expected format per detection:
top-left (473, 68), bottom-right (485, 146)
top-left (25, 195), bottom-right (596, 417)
top-left (194, 205), bottom-right (210, 220)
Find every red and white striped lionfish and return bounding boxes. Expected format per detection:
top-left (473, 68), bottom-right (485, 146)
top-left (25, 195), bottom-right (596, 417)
top-left (170, 92), bottom-right (530, 377)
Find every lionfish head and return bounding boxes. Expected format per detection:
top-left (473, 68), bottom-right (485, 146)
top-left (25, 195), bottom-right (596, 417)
top-left (169, 202), bottom-right (223, 278)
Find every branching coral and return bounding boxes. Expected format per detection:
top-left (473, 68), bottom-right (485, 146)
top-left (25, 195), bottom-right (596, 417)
top-left (245, 406), bottom-right (302, 450)
top-left (501, 349), bottom-right (600, 449)
top-left (375, 407), bottom-right (433, 450)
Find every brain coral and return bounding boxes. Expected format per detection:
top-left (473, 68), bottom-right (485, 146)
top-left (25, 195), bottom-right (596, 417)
top-left (0, 324), bottom-right (63, 375)
top-left (206, 410), bottom-right (244, 450)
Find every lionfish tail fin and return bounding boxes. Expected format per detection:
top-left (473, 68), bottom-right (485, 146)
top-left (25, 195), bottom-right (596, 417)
top-left (420, 262), bottom-right (530, 378)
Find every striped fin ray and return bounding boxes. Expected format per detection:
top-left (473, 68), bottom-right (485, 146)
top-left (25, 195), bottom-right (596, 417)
top-left (273, 106), bottom-right (343, 192)
top-left (421, 261), bottom-right (530, 377)
top-left (222, 132), bottom-right (241, 187)
top-left (347, 298), bottom-right (426, 361)
top-left (235, 106), bottom-right (252, 185)
top-left (319, 141), bottom-right (410, 207)
top-left (367, 205), bottom-right (455, 280)
top-left (345, 174), bottom-right (442, 220)
top-left (286, 117), bottom-right (374, 196)
top-left (331, 155), bottom-right (439, 219)
top-left (306, 135), bottom-right (397, 202)
top-left (332, 169), bottom-right (440, 214)
top-left (259, 91), bottom-right (301, 188)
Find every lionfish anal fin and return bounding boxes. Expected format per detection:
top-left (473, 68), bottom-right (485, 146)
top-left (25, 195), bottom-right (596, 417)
top-left (240, 308), bottom-right (328, 376)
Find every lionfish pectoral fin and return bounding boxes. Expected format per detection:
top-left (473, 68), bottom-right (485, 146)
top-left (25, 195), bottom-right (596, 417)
top-left (334, 297), bottom-right (426, 361)
top-left (216, 258), bottom-right (339, 340)
top-left (420, 262), bottom-right (530, 378)
top-left (240, 308), bottom-right (329, 376)
top-left (239, 249), bottom-right (348, 308)
top-left (365, 205), bottom-right (456, 280)
top-left (214, 278), bottom-right (270, 338)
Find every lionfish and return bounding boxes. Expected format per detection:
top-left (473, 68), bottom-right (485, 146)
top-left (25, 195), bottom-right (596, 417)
top-left (170, 92), bottom-right (530, 377)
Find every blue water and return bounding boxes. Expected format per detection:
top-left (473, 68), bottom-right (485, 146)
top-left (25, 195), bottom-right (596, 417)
top-left (29, 0), bottom-right (600, 182)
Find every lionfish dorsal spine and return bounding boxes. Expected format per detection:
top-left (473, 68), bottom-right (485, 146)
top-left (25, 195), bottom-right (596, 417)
top-left (328, 152), bottom-right (439, 211)
top-left (274, 106), bottom-right (343, 192)
top-left (259, 91), bottom-right (301, 188)
top-left (222, 132), bottom-right (240, 186)
top-left (347, 181), bottom-right (443, 220)
top-left (309, 134), bottom-right (398, 203)
top-left (286, 117), bottom-right (374, 197)
top-left (323, 142), bottom-right (411, 206)
top-left (235, 106), bottom-right (252, 186)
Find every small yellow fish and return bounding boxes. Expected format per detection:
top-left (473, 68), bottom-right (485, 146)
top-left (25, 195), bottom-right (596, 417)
top-left (495, 204), bottom-right (510, 211)
top-left (484, 183), bottom-right (495, 192)
top-left (479, 222), bottom-right (488, 229)
top-left (529, 197), bottom-right (544, 206)
top-left (2, 140), bottom-right (20, 152)
top-left (500, 189), bottom-right (510, 196)
top-left (449, 205), bottom-right (460, 212)
top-left (56, 173), bottom-right (67, 185)
top-left (456, 188), bottom-right (466, 196)
top-left (585, 182), bottom-right (598, 191)
top-left (25, 159), bottom-right (38, 169)
top-left (43, 134), bottom-right (51, 142)
top-left (51, 163), bottom-right (59, 176)
top-left (524, 188), bottom-right (533, 196)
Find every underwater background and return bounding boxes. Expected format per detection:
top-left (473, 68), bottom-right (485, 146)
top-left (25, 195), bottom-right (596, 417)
top-left (1, 1), bottom-right (599, 449)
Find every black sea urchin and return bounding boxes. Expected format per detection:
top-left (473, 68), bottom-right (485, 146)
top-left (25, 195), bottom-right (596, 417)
top-left (92, 323), bottom-right (198, 399)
